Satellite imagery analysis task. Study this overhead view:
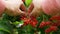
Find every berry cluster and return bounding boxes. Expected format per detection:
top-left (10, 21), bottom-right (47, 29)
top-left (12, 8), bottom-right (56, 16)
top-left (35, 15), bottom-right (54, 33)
top-left (38, 16), bottom-right (60, 34)
top-left (45, 26), bottom-right (58, 34)
top-left (19, 14), bottom-right (60, 34)
top-left (39, 21), bottom-right (51, 28)
top-left (50, 16), bottom-right (60, 20)
top-left (21, 16), bottom-right (38, 27)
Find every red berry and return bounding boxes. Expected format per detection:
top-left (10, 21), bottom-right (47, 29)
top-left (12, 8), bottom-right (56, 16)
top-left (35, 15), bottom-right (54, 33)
top-left (45, 21), bottom-right (51, 25)
top-left (50, 16), bottom-right (60, 20)
top-left (29, 16), bottom-right (38, 27)
top-left (39, 21), bottom-right (46, 28)
top-left (52, 23), bottom-right (57, 26)
top-left (45, 28), bottom-right (51, 34)
top-left (52, 21), bottom-right (60, 26)
top-left (21, 16), bottom-right (38, 27)
top-left (45, 26), bottom-right (58, 34)
top-left (39, 21), bottom-right (51, 28)
top-left (22, 18), bottom-right (30, 26)
top-left (50, 26), bottom-right (58, 31)
top-left (30, 21), bottom-right (36, 27)
top-left (30, 21), bottom-right (38, 27)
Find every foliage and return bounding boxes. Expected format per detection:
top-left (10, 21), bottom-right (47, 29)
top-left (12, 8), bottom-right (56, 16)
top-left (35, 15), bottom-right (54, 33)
top-left (0, 0), bottom-right (60, 34)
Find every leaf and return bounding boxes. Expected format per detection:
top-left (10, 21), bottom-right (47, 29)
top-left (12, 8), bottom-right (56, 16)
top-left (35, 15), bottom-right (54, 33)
top-left (0, 19), bottom-right (13, 34)
top-left (50, 32), bottom-right (53, 34)
top-left (19, 20), bottom-right (24, 24)
top-left (25, 0), bottom-right (32, 7)
top-left (2, 14), bottom-right (20, 22)
top-left (52, 30), bottom-right (60, 34)
top-left (0, 30), bottom-right (9, 34)
top-left (18, 25), bottom-right (35, 34)
top-left (36, 15), bottom-right (43, 28)
top-left (13, 20), bottom-right (24, 27)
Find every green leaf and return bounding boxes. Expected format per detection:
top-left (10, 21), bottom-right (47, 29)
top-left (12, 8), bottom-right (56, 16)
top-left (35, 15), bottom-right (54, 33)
top-left (52, 30), bottom-right (60, 34)
top-left (50, 32), bottom-right (53, 34)
top-left (18, 25), bottom-right (35, 34)
top-left (20, 20), bottom-right (24, 24)
top-left (2, 14), bottom-right (20, 22)
top-left (0, 20), bottom-right (13, 34)
top-left (36, 16), bottom-right (43, 28)
top-left (0, 30), bottom-right (9, 34)
top-left (13, 21), bottom-right (20, 25)
top-left (25, 0), bottom-right (32, 7)
top-left (13, 20), bottom-right (24, 25)
top-left (13, 20), bottom-right (24, 27)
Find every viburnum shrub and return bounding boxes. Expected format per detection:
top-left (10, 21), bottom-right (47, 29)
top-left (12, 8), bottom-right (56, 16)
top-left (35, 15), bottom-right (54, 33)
top-left (0, 0), bottom-right (60, 34)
